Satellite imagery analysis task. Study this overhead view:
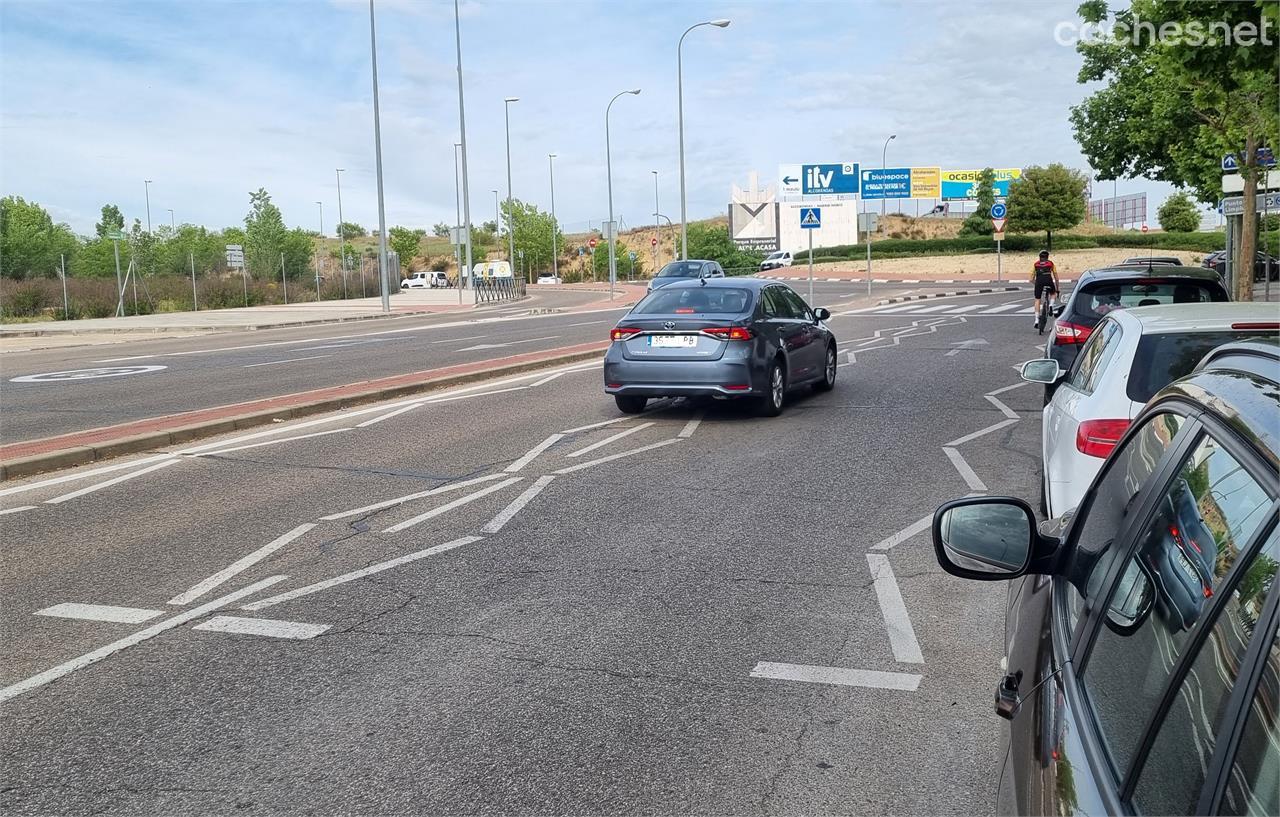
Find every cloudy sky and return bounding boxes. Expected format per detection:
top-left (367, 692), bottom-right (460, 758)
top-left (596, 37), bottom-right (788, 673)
top-left (0, 0), bottom-right (1186, 237)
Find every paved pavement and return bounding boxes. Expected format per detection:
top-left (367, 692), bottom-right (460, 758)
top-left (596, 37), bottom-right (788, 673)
top-left (0, 290), bottom-right (1044, 814)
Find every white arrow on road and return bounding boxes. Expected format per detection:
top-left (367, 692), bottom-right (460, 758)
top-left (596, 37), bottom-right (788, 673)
top-left (945, 339), bottom-right (988, 357)
top-left (457, 335), bottom-right (559, 352)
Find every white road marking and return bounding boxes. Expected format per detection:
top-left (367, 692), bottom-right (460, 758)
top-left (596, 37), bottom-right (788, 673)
top-left (192, 615), bottom-right (329, 640)
top-left (942, 446), bottom-right (988, 492)
top-left (908, 304), bottom-right (959, 314)
top-left (562, 320), bottom-right (607, 327)
top-left (552, 438), bottom-right (683, 475)
top-left (871, 513), bottom-right (933, 552)
top-left (167, 523), bottom-right (316, 606)
top-left (678, 413), bottom-right (704, 439)
top-left (749, 662), bottom-right (921, 691)
top-left (866, 553), bottom-right (925, 664)
top-left (979, 303), bottom-right (1023, 314)
top-left (457, 335), bottom-right (559, 352)
top-left (44, 459), bottom-right (180, 505)
top-left (985, 394), bottom-right (1019, 420)
top-left (382, 478), bottom-right (522, 533)
top-left (429, 334), bottom-right (487, 344)
top-left (355, 401), bottom-right (428, 428)
top-left (988, 381), bottom-right (1031, 396)
top-left (871, 303), bottom-right (927, 313)
top-left (190, 428), bottom-right (351, 457)
top-left (320, 473), bottom-right (509, 521)
top-left (529, 371), bottom-right (567, 388)
top-left (945, 418), bottom-right (1019, 447)
top-left (0, 454), bottom-right (178, 499)
top-left (241, 536), bottom-right (482, 612)
top-left (566, 422), bottom-right (654, 458)
top-left (243, 354), bottom-right (336, 368)
top-left (36, 603), bottom-right (163, 624)
top-left (0, 575), bottom-right (287, 705)
top-left (504, 434), bottom-right (564, 473)
top-left (480, 475), bottom-right (555, 534)
top-left (0, 505), bottom-right (36, 516)
top-left (560, 417), bottom-right (629, 434)
top-left (942, 305), bottom-right (984, 314)
top-left (293, 338), bottom-right (397, 352)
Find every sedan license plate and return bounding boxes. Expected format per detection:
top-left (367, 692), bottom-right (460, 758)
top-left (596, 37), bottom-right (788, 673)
top-left (649, 334), bottom-right (697, 349)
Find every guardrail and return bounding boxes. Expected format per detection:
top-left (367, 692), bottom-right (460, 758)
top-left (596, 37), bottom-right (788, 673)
top-left (474, 277), bottom-right (527, 305)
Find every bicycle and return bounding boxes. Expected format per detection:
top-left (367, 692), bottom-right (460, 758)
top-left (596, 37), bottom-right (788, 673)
top-left (1037, 296), bottom-right (1051, 335)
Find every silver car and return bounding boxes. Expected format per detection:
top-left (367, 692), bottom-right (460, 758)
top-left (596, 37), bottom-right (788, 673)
top-left (646, 259), bottom-right (725, 292)
top-left (604, 279), bottom-right (838, 416)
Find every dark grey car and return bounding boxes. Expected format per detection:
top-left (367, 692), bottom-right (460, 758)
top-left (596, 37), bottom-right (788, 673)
top-left (646, 259), bottom-right (725, 292)
top-left (603, 279), bottom-right (837, 416)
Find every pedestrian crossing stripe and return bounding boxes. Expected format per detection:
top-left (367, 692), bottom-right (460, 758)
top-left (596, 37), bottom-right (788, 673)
top-left (843, 302), bottom-right (1037, 316)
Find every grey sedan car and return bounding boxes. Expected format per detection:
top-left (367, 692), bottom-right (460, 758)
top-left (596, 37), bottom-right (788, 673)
top-left (604, 278), bottom-right (838, 416)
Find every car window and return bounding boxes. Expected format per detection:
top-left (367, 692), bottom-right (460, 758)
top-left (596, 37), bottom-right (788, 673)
top-left (631, 287), bottom-right (753, 316)
top-left (1132, 524), bottom-right (1278, 815)
top-left (1083, 432), bottom-right (1274, 780)
top-left (657, 261), bottom-right (703, 279)
top-left (1073, 280), bottom-right (1227, 324)
top-left (1068, 320), bottom-right (1122, 393)
top-left (1064, 412), bottom-right (1187, 631)
top-left (761, 287), bottom-right (786, 319)
top-left (1127, 330), bottom-right (1280, 403)
top-left (778, 288), bottom-right (813, 321)
top-left (1219, 589), bottom-right (1280, 817)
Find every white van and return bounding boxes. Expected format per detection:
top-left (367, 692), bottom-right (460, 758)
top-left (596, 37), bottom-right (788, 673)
top-left (467, 261), bottom-right (514, 282)
top-left (401, 271), bottom-right (450, 289)
top-left (759, 250), bottom-right (793, 271)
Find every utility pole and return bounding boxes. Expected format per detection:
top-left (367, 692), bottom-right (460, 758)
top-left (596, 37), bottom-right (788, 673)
top-left (368, 0), bottom-right (390, 312)
top-left (336, 168), bottom-right (348, 299)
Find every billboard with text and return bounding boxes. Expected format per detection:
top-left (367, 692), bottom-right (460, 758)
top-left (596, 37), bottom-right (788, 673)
top-left (940, 168), bottom-right (1022, 201)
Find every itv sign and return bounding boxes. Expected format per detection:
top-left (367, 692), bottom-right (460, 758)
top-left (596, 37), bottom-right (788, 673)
top-left (801, 163), bottom-right (859, 197)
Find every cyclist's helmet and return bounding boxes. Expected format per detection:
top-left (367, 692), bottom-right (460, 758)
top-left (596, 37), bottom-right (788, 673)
top-left (1038, 251), bottom-right (1049, 260)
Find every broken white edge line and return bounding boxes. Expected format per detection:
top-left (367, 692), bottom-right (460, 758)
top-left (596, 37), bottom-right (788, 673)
top-left (984, 394), bottom-right (1019, 420)
top-left (943, 446), bottom-right (988, 493)
top-left (192, 615), bottom-right (329, 640)
top-left (871, 513), bottom-right (933, 552)
top-left (0, 505), bottom-right (36, 516)
top-left (36, 603), bottom-right (164, 624)
top-left (552, 438), bottom-right (683, 475)
top-left (945, 417), bottom-right (1019, 448)
top-left (382, 478), bottom-right (521, 533)
top-left (168, 523), bottom-right (316, 606)
top-left (320, 473), bottom-right (508, 521)
top-left (866, 553), bottom-right (925, 663)
top-left (504, 433), bottom-right (564, 473)
top-left (749, 662), bottom-right (921, 691)
top-left (566, 422), bottom-right (654, 458)
top-left (355, 401), bottom-right (429, 428)
top-left (560, 416), bottom-right (629, 434)
top-left (0, 453), bottom-right (178, 500)
top-left (44, 459), bottom-right (181, 505)
top-left (1, 575), bottom-right (287, 705)
top-left (243, 354), bottom-right (335, 369)
top-left (678, 413), bottom-right (704, 439)
top-left (480, 476), bottom-right (555, 534)
top-left (189, 428), bottom-right (351, 457)
top-left (988, 381), bottom-right (1032, 396)
top-left (241, 536), bottom-right (482, 611)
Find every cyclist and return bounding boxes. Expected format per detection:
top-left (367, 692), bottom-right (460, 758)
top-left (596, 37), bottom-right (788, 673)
top-left (1031, 250), bottom-right (1059, 329)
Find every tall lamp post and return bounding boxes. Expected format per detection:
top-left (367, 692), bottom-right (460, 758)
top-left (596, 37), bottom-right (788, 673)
top-left (881, 134), bottom-right (896, 216)
top-left (167, 209), bottom-right (175, 230)
top-left (652, 170), bottom-right (660, 268)
top-left (143, 179), bottom-right (153, 233)
top-left (677, 18), bottom-right (729, 260)
top-left (606, 88), bottom-right (641, 297)
top-left (492, 189), bottom-right (501, 255)
top-left (315, 200), bottom-right (325, 300)
top-left (453, 144), bottom-right (463, 291)
top-left (453, 0), bottom-right (474, 293)
top-left (503, 96), bottom-right (519, 275)
top-left (335, 168), bottom-right (348, 299)
top-left (548, 153), bottom-right (558, 281)
top-left (368, 0), bottom-right (390, 312)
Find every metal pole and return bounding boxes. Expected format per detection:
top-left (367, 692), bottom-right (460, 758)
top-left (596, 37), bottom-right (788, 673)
top-left (143, 180), bottom-right (152, 233)
top-left (281, 252), bottom-right (288, 304)
top-left (996, 238), bottom-right (1002, 282)
top-left (865, 198), bottom-right (872, 297)
top-left (190, 252), bottom-right (198, 311)
top-left (807, 229), bottom-right (813, 304)
top-left (242, 262), bottom-right (248, 307)
top-left (606, 89), bottom-right (640, 300)
top-left (676, 20), bottom-right (729, 260)
top-left (113, 239), bottom-right (124, 316)
top-left (652, 170), bottom-right (660, 269)
top-left (167, 209), bottom-right (175, 230)
top-left (453, 144), bottom-right (463, 298)
top-left (1112, 178), bottom-right (1118, 230)
top-left (60, 254), bottom-right (68, 318)
top-left (454, 0), bottom-right (474, 299)
top-left (504, 97), bottom-right (518, 273)
top-left (336, 168), bottom-right (348, 300)
top-left (494, 190), bottom-right (501, 253)
top-left (131, 258), bottom-right (139, 313)
top-left (549, 153), bottom-right (558, 281)
top-left (881, 135), bottom-right (895, 216)
top-left (369, 0), bottom-right (390, 313)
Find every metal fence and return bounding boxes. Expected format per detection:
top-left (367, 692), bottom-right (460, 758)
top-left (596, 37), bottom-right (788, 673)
top-left (474, 277), bottom-right (527, 305)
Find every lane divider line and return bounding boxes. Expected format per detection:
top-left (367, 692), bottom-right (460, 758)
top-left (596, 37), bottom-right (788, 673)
top-left (382, 478), bottom-right (522, 533)
top-left (319, 473), bottom-right (508, 522)
top-left (505, 434), bottom-right (564, 473)
top-left (481, 476), bottom-right (556, 534)
top-left (942, 447), bottom-right (988, 493)
top-left (749, 662), bottom-right (921, 691)
top-left (44, 459), bottom-right (180, 505)
top-left (552, 438), bottom-right (683, 475)
top-left (566, 422), bottom-right (654, 458)
top-left (0, 505), bottom-right (36, 516)
top-left (167, 523), bottom-right (317, 606)
top-left (866, 553), bottom-right (925, 664)
top-left (189, 428), bottom-right (352, 458)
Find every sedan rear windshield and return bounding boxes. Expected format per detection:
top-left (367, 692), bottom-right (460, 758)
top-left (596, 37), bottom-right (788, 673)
top-left (656, 261), bottom-right (705, 278)
top-left (1072, 280), bottom-right (1227, 325)
top-left (632, 287), bottom-right (753, 315)
top-left (1128, 329), bottom-right (1278, 403)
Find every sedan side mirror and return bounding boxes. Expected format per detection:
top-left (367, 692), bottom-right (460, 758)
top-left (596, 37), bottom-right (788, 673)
top-left (813, 307), bottom-right (831, 321)
top-left (1020, 358), bottom-right (1064, 384)
top-left (933, 497), bottom-right (1039, 580)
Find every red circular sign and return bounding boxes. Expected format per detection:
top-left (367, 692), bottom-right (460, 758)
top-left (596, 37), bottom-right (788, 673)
top-left (588, 237), bottom-right (598, 248)
top-left (1141, 224), bottom-right (1149, 233)
top-left (651, 237), bottom-right (658, 246)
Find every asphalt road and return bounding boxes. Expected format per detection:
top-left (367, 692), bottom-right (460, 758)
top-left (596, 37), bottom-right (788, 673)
top-left (0, 290), bottom-right (1045, 814)
top-left (0, 280), bottom-right (974, 445)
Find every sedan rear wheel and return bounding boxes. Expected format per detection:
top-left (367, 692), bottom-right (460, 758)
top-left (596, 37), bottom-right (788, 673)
top-left (757, 361), bottom-right (785, 417)
top-left (815, 345), bottom-right (837, 392)
top-left (614, 395), bottom-right (647, 414)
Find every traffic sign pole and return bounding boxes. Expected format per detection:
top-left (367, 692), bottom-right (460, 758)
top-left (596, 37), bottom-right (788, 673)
top-left (808, 228), bottom-right (814, 304)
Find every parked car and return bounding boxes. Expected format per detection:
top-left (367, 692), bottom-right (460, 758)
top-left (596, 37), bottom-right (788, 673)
top-left (931, 336), bottom-right (1279, 816)
top-left (1024, 303), bottom-right (1279, 517)
top-left (1041, 265), bottom-right (1230, 398)
top-left (1204, 250), bottom-right (1280, 282)
top-left (536, 274), bottom-right (562, 285)
top-left (646, 260), bottom-right (725, 293)
top-left (1122, 255), bottom-right (1184, 266)
top-left (401, 271), bottom-right (451, 289)
top-left (604, 279), bottom-right (836, 416)
top-left (759, 250), bottom-right (794, 272)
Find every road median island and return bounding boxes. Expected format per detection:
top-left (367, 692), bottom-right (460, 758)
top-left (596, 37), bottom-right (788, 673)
top-left (0, 341), bottom-right (608, 481)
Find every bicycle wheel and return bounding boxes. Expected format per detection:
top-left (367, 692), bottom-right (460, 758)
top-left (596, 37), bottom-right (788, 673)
top-left (1038, 300), bottom-right (1048, 335)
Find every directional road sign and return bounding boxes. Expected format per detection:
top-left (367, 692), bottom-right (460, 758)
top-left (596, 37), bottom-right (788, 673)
top-left (990, 202), bottom-right (1007, 219)
top-left (800, 207), bottom-right (822, 229)
top-left (105, 229), bottom-right (127, 241)
top-left (1222, 148), bottom-right (1277, 172)
top-left (1221, 191), bottom-right (1280, 216)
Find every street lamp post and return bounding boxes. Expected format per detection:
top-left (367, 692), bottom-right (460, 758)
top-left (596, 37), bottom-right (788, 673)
top-left (143, 180), bottom-right (153, 233)
top-left (335, 168), bottom-right (348, 299)
top-left (493, 189), bottom-right (501, 259)
top-left (167, 208), bottom-right (175, 230)
top-left (548, 153), bottom-right (558, 281)
top-left (677, 19), bottom-right (730, 260)
top-left (881, 134), bottom-right (896, 216)
top-left (368, 0), bottom-right (390, 312)
top-left (453, 143), bottom-right (463, 293)
top-left (315, 200), bottom-right (325, 301)
top-left (503, 96), bottom-right (519, 277)
top-left (453, 0), bottom-right (475, 295)
top-left (606, 89), bottom-right (641, 298)
top-left (652, 170), bottom-right (660, 269)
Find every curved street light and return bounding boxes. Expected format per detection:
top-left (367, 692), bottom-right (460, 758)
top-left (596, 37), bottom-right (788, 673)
top-left (503, 96), bottom-right (520, 275)
top-left (881, 134), bottom-right (896, 216)
top-left (606, 89), bottom-right (641, 297)
top-left (677, 19), bottom-right (729, 260)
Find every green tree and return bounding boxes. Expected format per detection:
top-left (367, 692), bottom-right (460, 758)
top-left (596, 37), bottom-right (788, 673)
top-left (1005, 164), bottom-right (1088, 250)
top-left (70, 236), bottom-right (131, 278)
top-left (684, 222), bottom-right (765, 271)
top-left (500, 199), bottom-right (561, 277)
top-left (1070, 0), bottom-right (1279, 299)
top-left (388, 226), bottom-right (421, 272)
top-left (0, 196), bottom-right (78, 280)
top-left (1157, 193), bottom-right (1201, 233)
top-left (281, 228), bottom-right (315, 282)
top-left (337, 221), bottom-right (366, 237)
top-left (432, 222), bottom-right (450, 238)
top-left (959, 168), bottom-right (998, 236)
top-left (95, 204), bottom-right (125, 238)
top-left (243, 188), bottom-right (289, 280)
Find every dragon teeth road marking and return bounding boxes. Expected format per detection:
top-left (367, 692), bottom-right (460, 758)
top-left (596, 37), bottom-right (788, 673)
top-left (942, 447), bottom-right (988, 493)
top-left (36, 603), bottom-right (164, 624)
top-left (168, 523), bottom-right (317, 606)
top-left (320, 473), bottom-right (508, 522)
top-left (504, 434), bottom-right (564, 473)
top-left (551, 438), bottom-right (683, 475)
top-left (566, 422), bottom-right (654, 458)
top-left (44, 459), bottom-right (181, 505)
top-left (866, 553), bottom-right (925, 664)
top-left (382, 478), bottom-right (522, 534)
top-left (480, 476), bottom-right (556, 534)
top-left (192, 616), bottom-right (329, 640)
top-left (749, 662), bottom-right (922, 691)
top-left (677, 413), bottom-right (704, 439)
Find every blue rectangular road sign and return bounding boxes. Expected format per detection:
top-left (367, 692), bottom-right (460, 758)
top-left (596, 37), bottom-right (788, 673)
top-left (800, 207), bottom-right (822, 229)
top-left (1222, 148), bottom-right (1277, 172)
top-left (860, 168), bottom-right (911, 200)
top-left (801, 163), bottom-right (859, 196)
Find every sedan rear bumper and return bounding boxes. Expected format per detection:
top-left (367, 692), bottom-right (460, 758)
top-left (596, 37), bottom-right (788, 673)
top-left (603, 354), bottom-right (758, 398)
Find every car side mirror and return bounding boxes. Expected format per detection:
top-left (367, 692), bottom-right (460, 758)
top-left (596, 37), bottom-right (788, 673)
top-left (813, 307), bottom-right (831, 321)
top-left (933, 497), bottom-right (1039, 580)
top-left (1020, 359), bottom-right (1064, 384)
top-left (1051, 303), bottom-right (1065, 317)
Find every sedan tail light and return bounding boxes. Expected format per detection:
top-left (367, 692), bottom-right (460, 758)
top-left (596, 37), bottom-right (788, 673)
top-left (700, 326), bottom-right (753, 341)
top-left (1053, 321), bottom-right (1093, 344)
top-left (610, 327), bottom-right (642, 342)
top-left (1076, 418), bottom-right (1130, 459)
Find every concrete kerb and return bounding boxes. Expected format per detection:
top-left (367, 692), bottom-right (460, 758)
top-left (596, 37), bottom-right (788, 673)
top-left (875, 286), bottom-right (1025, 306)
top-left (0, 345), bottom-right (606, 481)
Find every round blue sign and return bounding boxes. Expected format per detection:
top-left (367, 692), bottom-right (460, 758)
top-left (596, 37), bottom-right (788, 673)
top-left (990, 202), bottom-right (1007, 219)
